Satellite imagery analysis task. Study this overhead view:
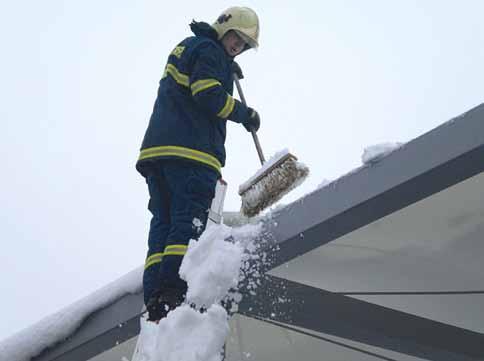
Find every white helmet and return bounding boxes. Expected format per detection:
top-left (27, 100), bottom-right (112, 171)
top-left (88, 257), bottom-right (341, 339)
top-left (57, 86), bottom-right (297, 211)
top-left (212, 7), bottom-right (260, 49)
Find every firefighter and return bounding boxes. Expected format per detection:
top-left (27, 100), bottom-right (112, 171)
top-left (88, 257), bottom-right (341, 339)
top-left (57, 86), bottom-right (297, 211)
top-left (136, 7), bottom-right (261, 322)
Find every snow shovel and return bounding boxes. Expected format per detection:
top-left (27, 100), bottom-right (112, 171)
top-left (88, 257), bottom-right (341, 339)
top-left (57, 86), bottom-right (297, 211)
top-left (234, 74), bottom-right (309, 217)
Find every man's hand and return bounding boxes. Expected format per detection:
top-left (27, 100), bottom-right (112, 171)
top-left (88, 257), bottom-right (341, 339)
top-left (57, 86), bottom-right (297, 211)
top-left (231, 61), bottom-right (244, 80)
top-left (242, 107), bottom-right (260, 132)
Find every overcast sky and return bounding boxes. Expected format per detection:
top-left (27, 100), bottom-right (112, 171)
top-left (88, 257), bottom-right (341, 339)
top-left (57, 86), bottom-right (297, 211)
top-left (1, 0), bottom-right (483, 342)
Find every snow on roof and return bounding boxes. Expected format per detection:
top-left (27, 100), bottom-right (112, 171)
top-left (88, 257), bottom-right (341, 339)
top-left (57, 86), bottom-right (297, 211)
top-left (0, 267), bottom-right (143, 361)
top-left (362, 142), bottom-right (405, 165)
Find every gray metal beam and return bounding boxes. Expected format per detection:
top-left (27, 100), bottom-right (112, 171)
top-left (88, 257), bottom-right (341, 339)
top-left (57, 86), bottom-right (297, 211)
top-left (263, 142), bottom-right (484, 270)
top-left (238, 275), bottom-right (484, 361)
top-left (262, 103), bottom-right (484, 268)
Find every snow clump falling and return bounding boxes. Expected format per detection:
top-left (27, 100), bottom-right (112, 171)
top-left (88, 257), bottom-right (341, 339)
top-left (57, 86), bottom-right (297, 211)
top-left (135, 221), bottom-right (263, 361)
top-left (180, 222), bottom-right (262, 308)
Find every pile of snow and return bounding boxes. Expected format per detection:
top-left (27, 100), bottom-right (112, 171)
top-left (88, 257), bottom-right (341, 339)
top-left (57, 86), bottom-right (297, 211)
top-left (0, 267), bottom-right (143, 361)
top-left (135, 222), bottom-right (263, 361)
top-left (137, 305), bottom-right (229, 361)
top-left (362, 142), bottom-right (404, 165)
top-left (317, 179), bottom-right (332, 190)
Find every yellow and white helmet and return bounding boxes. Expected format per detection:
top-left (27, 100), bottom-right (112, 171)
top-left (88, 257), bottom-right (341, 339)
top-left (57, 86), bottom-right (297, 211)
top-left (212, 6), bottom-right (260, 49)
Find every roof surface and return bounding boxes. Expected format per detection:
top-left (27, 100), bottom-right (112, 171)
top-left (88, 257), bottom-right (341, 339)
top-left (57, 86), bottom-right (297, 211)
top-left (33, 103), bottom-right (484, 361)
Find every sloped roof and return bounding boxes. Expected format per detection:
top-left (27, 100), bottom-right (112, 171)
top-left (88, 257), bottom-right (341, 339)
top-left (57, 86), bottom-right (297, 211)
top-left (32, 103), bottom-right (484, 361)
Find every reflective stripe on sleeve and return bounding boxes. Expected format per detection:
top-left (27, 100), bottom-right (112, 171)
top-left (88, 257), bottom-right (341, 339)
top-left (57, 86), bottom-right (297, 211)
top-left (163, 64), bottom-right (189, 87)
top-left (217, 95), bottom-right (235, 118)
top-left (190, 79), bottom-right (222, 96)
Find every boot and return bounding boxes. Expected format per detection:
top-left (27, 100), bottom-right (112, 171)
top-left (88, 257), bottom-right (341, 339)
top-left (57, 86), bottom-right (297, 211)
top-left (146, 287), bottom-right (186, 322)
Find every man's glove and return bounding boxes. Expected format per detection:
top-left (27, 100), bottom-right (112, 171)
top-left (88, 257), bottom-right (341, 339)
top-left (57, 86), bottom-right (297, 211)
top-left (242, 107), bottom-right (260, 132)
top-left (231, 61), bottom-right (244, 80)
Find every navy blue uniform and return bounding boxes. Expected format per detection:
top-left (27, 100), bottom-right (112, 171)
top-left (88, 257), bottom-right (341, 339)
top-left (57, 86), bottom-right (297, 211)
top-left (137, 22), bottom-right (250, 306)
top-left (137, 22), bottom-right (250, 176)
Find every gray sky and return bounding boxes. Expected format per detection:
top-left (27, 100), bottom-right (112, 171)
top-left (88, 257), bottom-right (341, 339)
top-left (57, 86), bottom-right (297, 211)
top-left (1, 0), bottom-right (483, 341)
